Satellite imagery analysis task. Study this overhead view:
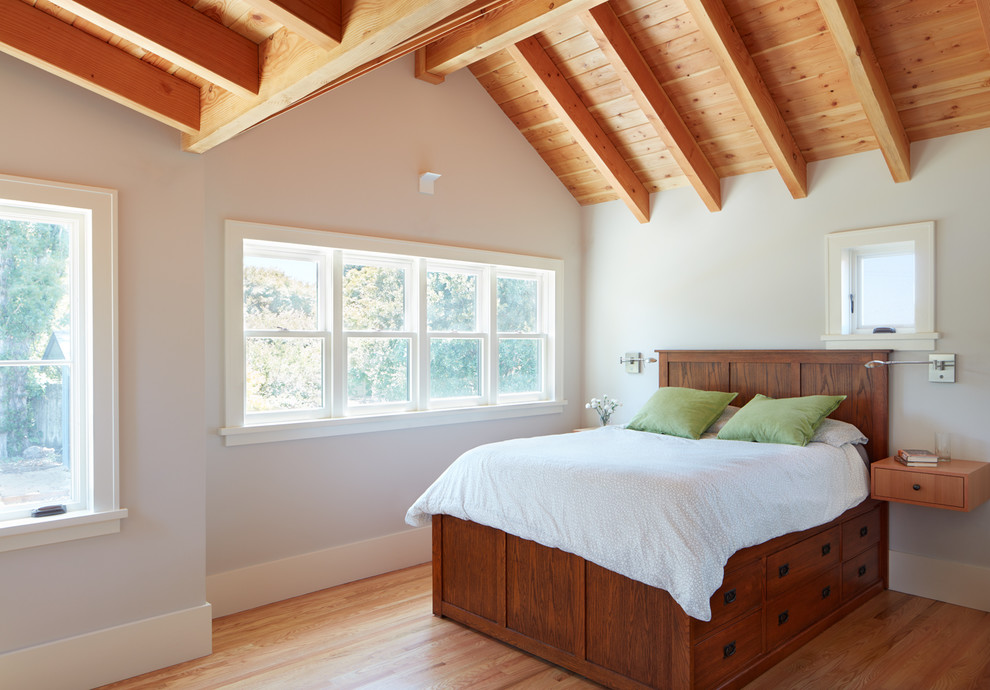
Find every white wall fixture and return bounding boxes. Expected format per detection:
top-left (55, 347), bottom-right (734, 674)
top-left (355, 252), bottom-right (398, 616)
top-left (864, 353), bottom-right (956, 383)
top-left (619, 352), bottom-right (656, 374)
top-left (419, 171), bottom-right (441, 194)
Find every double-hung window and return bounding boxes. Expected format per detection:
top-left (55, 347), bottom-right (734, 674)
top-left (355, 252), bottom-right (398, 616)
top-left (0, 174), bottom-right (123, 552)
top-left (223, 221), bottom-right (563, 445)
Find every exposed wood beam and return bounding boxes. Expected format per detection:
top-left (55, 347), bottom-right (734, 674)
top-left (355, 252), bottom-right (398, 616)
top-left (183, 0), bottom-right (482, 153)
top-left (250, 0), bottom-right (342, 51)
top-left (682, 0), bottom-right (808, 199)
top-left (0, 0), bottom-right (200, 133)
top-left (582, 4), bottom-right (721, 212)
top-left (818, 0), bottom-right (910, 183)
top-left (508, 36), bottom-right (651, 223)
top-left (48, 0), bottom-right (260, 98)
top-left (416, 0), bottom-right (608, 83)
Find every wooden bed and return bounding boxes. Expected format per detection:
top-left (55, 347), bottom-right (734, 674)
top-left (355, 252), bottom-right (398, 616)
top-left (431, 350), bottom-right (891, 689)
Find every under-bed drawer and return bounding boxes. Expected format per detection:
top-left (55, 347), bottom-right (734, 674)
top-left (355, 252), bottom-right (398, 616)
top-left (693, 609), bottom-right (763, 690)
top-left (842, 543), bottom-right (881, 602)
top-left (842, 505), bottom-right (881, 558)
top-left (765, 567), bottom-right (841, 650)
top-left (766, 526), bottom-right (841, 598)
top-left (692, 559), bottom-right (763, 639)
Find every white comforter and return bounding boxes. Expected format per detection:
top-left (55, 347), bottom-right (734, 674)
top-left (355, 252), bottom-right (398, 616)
top-left (405, 426), bottom-right (870, 621)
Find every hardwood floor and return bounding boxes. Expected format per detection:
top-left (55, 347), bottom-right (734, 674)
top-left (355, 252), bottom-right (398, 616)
top-left (100, 563), bottom-right (990, 689)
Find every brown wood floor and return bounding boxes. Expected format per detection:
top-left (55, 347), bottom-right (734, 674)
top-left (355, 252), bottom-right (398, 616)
top-left (99, 563), bottom-right (990, 689)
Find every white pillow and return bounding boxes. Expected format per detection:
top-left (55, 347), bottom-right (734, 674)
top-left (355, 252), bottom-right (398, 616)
top-left (810, 418), bottom-right (868, 447)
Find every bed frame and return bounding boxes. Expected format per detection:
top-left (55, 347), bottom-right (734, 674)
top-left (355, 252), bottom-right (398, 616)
top-left (431, 350), bottom-right (891, 689)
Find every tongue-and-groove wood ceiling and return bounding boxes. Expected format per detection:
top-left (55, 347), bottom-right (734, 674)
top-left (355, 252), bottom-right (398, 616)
top-left (4, 0), bottom-right (990, 222)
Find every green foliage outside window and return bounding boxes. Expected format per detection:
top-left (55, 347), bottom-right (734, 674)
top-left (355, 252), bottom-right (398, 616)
top-left (0, 219), bottom-right (70, 460)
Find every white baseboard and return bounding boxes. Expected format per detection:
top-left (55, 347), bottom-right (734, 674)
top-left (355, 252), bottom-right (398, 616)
top-left (888, 549), bottom-right (990, 612)
top-left (207, 526), bottom-right (432, 618)
top-left (0, 603), bottom-right (212, 690)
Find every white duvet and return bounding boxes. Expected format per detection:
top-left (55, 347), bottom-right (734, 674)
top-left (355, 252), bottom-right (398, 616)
top-left (405, 426), bottom-right (869, 621)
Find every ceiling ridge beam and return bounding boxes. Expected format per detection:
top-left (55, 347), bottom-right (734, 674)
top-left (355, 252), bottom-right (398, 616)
top-left (818, 0), bottom-right (911, 183)
top-left (0, 0), bottom-right (200, 132)
top-left (508, 36), bottom-right (651, 223)
top-left (183, 0), bottom-right (483, 153)
top-left (582, 4), bottom-right (722, 212)
top-left (47, 0), bottom-right (260, 98)
top-left (250, 0), bottom-right (342, 51)
top-left (416, 0), bottom-right (608, 83)
top-left (683, 0), bottom-right (808, 199)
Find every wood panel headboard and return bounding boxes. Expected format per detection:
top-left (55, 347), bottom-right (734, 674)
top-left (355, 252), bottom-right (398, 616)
top-left (655, 350), bottom-right (890, 463)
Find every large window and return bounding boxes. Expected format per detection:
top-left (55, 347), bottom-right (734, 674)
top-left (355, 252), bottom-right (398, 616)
top-left (0, 174), bottom-right (123, 551)
top-left (823, 221), bottom-right (936, 351)
top-left (223, 221), bottom-right (563, 445)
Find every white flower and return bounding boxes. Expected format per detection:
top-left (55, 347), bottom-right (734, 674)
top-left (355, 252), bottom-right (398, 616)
top-left (586, 394), bottom-right (621, 426)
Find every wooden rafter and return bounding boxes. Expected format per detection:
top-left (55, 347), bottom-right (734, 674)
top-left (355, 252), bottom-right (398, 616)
top-left (0, 0), bottom-right (200, 132)
top-left (183, 0), bottom-right (482, 153)
top-left (508, 36), bottom-right (651, 223)
top-left (582, 4), bottom-right (722, 212)
top-left (683, 0), bottom-right (808, 199)
top-left (415, 0), bottom-right (608, 83)
top-left (46, 0), bottom-right (260, 98)
top-left (250, 0), bottom-right (342, 51)
top-left (818, 0), bottom-right (910, 183)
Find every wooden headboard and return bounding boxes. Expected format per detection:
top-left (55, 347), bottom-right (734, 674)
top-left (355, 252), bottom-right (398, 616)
top-left (656, 350), bottom-right (890, 463)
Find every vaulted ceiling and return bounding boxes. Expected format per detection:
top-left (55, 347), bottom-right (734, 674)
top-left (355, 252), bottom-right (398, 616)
top-left (4, 0), bottom-right (990, 222)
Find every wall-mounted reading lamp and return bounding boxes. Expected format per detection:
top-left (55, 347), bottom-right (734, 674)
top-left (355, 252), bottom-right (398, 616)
top-left (864, 353), bottom-right (956, 383)
top-left (619, 352), bottom-right (658, 374)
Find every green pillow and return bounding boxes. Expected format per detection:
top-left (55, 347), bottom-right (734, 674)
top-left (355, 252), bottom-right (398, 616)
top-left (627, 387), bottom-right (738, 439)
top-left (716, 394), bottom-right (846, 446)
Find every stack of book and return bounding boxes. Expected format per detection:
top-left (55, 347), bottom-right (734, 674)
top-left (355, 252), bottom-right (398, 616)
top-left (896, 448), bottom-right (939, 467)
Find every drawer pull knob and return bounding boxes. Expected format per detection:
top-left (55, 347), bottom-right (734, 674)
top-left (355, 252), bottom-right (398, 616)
top-left (859, 526), bottom-right (869, 537)
top-left (822, 585), bottom-right (831, 599)
top-left (778, 564), bottom-right (790, 578)
top-left (778, 610), bottom-right (789, 626)
top-left (822, 543), bottom-right (831, 556)
top-left (858, 565), bottom-right (868, 577)
top-left (913, 483), bottom-right (922, 491)
top-left (723, 641), bottom-right (736, 659)
top-left (724, 588), bottom-right (737, 605)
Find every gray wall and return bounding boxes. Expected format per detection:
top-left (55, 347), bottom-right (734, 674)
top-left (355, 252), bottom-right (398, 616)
top-left (0, 51), bottom-right (207, 665)
top-left (582, 128), bottom-right (990, 608)
top-left (201, 58), bottom-right (584, 586)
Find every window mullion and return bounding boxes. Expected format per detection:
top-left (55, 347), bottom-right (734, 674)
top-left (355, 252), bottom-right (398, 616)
top-left (487, 267), bottom-right (498, 404)
top-left (416, 258), bottom-right (428, 409)
top-left (330, 249), bottom-right (344, 414)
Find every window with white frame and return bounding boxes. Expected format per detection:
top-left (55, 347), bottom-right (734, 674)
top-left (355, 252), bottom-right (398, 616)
top-left (0, 174), bottom-right (124, 552)
top-left (223, 220), bottom-right (563, 445)
top-left (823, 221), bottom-right (936, 351)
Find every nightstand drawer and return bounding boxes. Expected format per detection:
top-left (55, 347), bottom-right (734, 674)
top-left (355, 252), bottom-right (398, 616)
top-left (873, 468), bottom-right (964, 508)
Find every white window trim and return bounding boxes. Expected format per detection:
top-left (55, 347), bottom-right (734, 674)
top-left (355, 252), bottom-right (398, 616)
top-left (822, 221), bottom-right (938, 351)
top-left (222, 220), bottom-right (565, 445)
top-left (0, 174), bottom-right (124, 552)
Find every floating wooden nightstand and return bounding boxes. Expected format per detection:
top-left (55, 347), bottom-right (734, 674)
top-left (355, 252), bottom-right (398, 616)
top-left (871, 457), bottom-right (990, 511)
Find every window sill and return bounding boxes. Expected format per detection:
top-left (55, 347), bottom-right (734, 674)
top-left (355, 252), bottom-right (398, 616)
top-left (821, 332), bottom-right (940, 351)
top-left (220, 399), bottom-right (568, 446)
top-left (0, 508), bottom-right (128, 553)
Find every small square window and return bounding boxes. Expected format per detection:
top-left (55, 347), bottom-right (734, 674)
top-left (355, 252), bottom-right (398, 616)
top-left (823, 221), bottom-right (936, 351)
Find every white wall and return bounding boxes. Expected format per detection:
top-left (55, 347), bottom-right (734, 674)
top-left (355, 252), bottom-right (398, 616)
top-left (582, 128), bottom-right (990, 611)
top-left (0, 54), bottom-right (211, 687)
top-left (201, 56), bottom-right (584, 614)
